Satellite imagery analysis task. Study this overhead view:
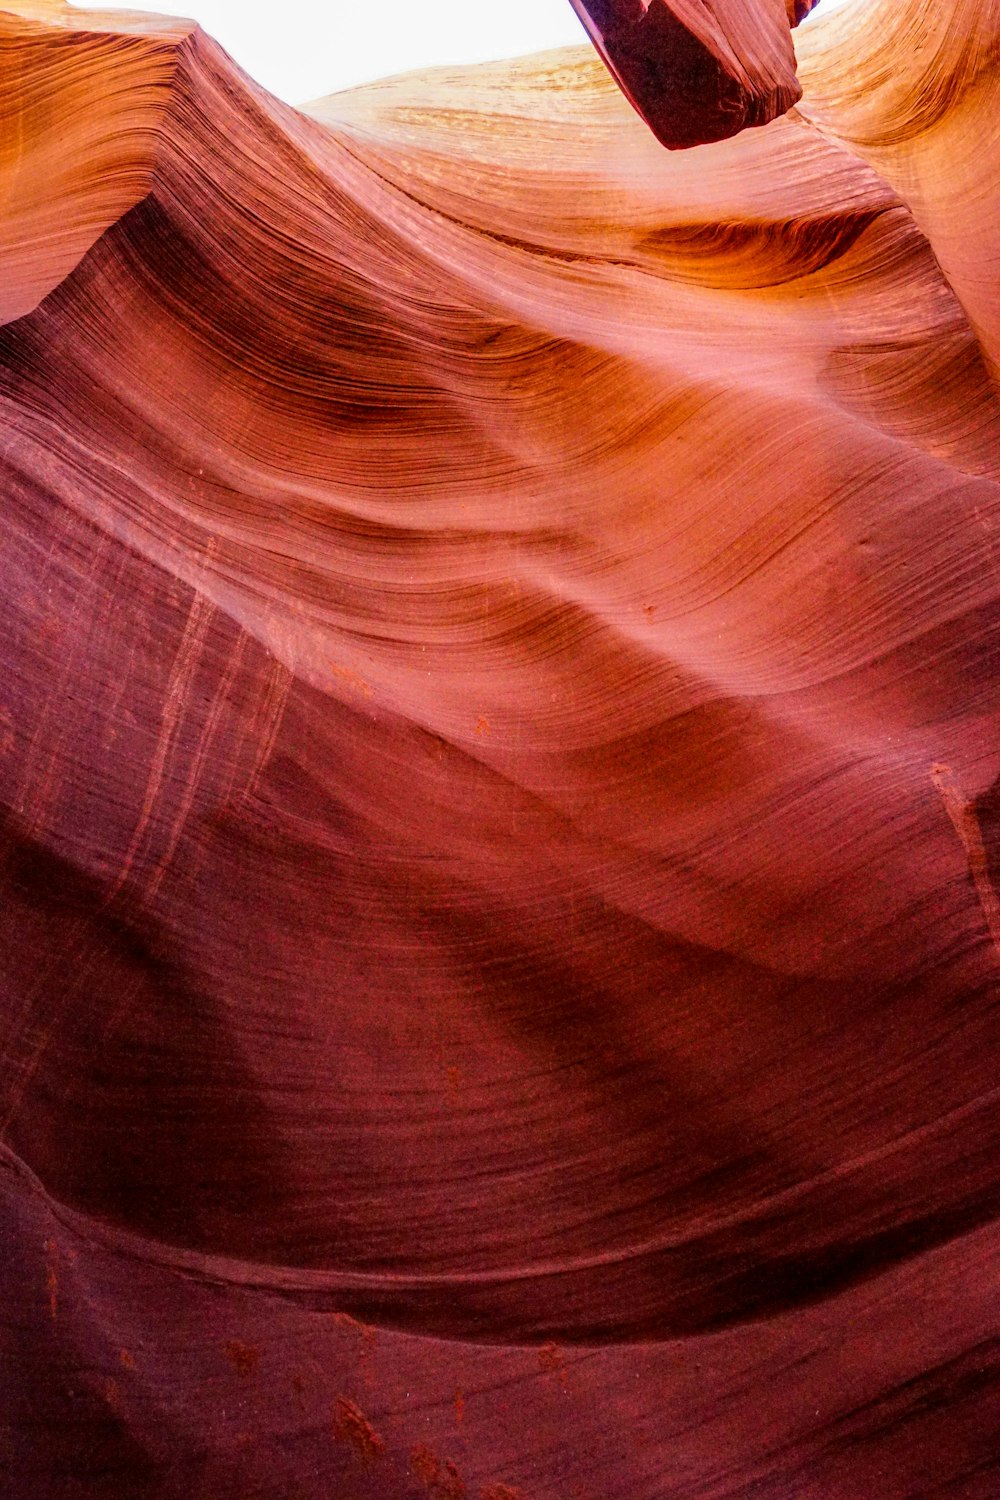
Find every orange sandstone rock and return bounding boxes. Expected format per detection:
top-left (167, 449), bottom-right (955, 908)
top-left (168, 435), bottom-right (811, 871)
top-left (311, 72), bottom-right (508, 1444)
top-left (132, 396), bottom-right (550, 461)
top-left (2, 1), bottom-right (1000, 1497)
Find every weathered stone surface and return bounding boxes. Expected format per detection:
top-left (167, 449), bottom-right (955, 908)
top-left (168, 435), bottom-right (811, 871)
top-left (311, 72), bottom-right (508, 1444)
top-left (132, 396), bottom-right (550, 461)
top-left (3, 1), bottom-right (1000, 1496)
top-left (566, 0), bottom-right (808, 146)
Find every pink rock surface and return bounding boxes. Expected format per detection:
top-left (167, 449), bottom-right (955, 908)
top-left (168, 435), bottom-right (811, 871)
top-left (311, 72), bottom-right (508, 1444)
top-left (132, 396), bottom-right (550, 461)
top-left (2, 1), bottom-right (1000, 1495)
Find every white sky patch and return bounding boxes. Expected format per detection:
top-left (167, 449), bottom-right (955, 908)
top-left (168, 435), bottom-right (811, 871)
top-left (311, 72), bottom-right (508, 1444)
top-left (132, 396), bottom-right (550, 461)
top-left (69, 0), bottom-right (858, 107)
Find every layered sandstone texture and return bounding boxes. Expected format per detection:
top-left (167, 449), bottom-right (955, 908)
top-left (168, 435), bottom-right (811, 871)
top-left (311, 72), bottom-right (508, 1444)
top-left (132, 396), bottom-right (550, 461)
top-left (3, 0), bottom-right (1000, 1495)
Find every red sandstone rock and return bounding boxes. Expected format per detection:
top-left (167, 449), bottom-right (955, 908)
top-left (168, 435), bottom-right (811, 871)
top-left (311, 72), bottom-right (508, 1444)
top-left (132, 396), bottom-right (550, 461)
top-left (566, 0), bottom-right (806, 147)
top-left (2, 0), bottom-right (1000, 1496)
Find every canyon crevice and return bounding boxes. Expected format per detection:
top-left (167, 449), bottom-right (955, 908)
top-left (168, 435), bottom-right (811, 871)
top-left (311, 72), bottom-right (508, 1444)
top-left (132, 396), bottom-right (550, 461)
top-left (3, 1), bottom-right (1000, 1495)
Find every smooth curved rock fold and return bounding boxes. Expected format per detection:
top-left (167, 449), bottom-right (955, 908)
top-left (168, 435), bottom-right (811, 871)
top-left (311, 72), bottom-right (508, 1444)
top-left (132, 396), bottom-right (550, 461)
top-left (3, 0), bottom-right (1000, 1495)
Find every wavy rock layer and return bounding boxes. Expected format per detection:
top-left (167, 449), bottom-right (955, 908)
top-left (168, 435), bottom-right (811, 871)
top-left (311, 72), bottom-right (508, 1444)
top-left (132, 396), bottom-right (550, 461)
top-left (2, 0), bottom-right (1000, 1495)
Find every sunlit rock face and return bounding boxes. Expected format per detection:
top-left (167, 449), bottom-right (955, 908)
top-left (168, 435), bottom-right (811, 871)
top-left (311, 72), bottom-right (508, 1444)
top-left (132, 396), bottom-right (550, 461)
top-left (3, 0), bottom-right (1000, 1494)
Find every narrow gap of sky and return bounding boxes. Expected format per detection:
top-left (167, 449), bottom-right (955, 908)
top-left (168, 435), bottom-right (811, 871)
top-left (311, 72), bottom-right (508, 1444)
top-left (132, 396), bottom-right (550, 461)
top-left (69, 0), bottom-right (857, 107)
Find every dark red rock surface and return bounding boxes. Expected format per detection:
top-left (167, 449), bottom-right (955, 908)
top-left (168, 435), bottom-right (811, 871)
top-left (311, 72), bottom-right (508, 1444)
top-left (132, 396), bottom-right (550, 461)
top-left (2, 0), bottom-right (1000, 1495)
top-left (566, 0), bottom-right (815, 147)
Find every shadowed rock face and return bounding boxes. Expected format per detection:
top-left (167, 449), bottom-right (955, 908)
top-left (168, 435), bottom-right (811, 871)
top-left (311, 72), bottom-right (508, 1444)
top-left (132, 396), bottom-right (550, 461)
top-left (566, 0), bottom-right (819, 147)
top-left (3, 0), bottom-right (1000, 1495)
